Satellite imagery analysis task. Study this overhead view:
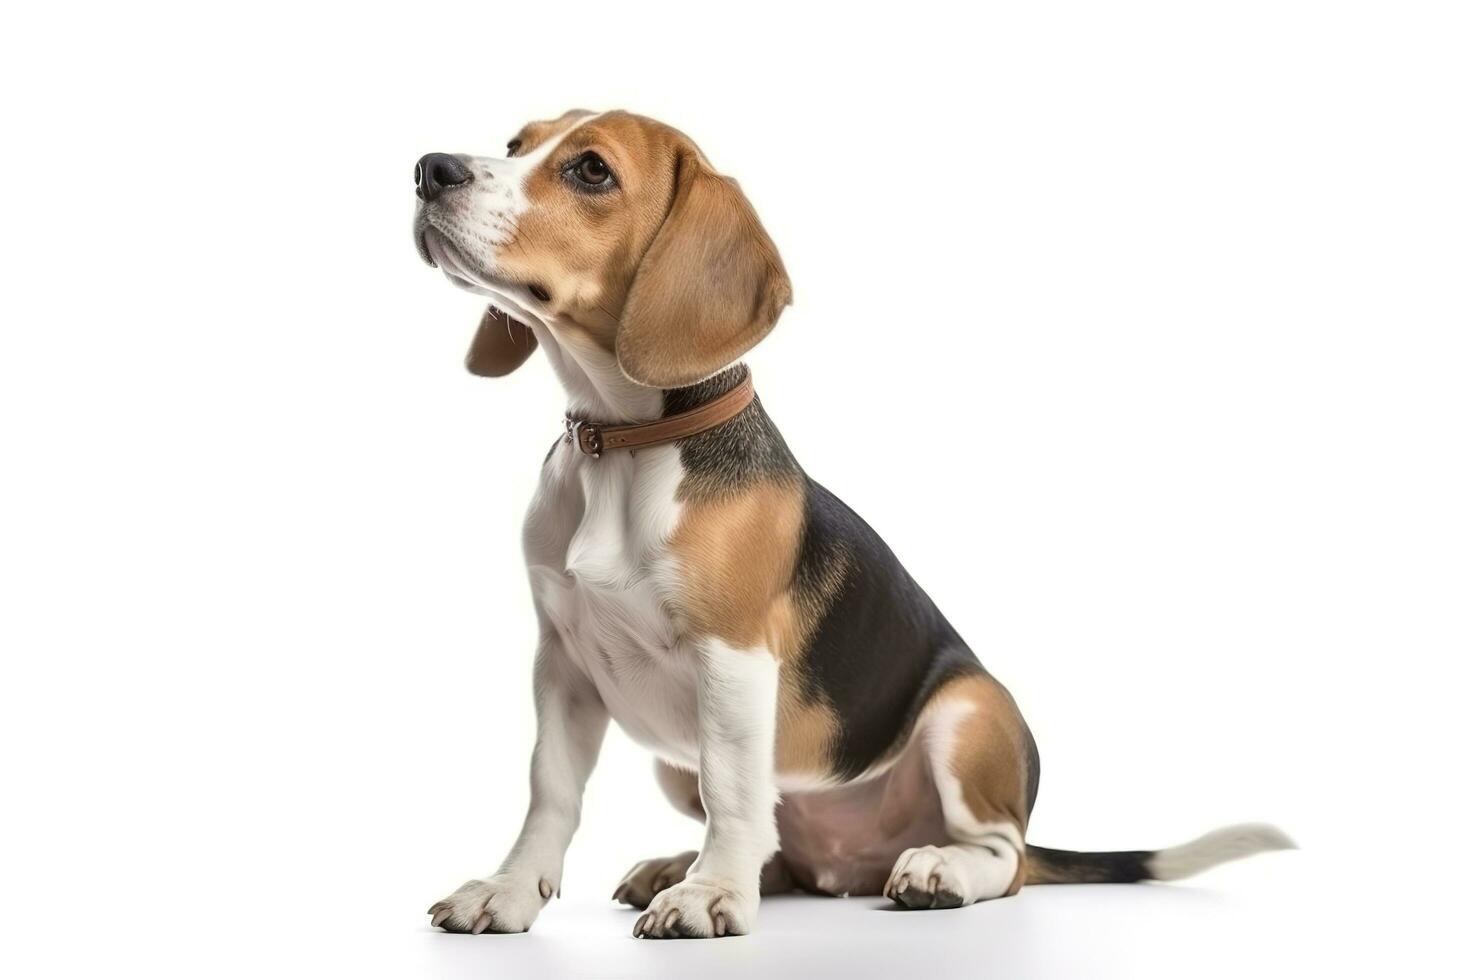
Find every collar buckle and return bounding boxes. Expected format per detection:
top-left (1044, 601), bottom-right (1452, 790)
top-left (566, 418), bottom-right (602, 458)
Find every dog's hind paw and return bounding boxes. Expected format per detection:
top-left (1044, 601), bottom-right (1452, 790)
top-left (611, 850), bottom-right (697, 909)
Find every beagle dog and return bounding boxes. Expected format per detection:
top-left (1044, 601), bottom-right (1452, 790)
top-left (413, 110), bottom-right (1291, 939)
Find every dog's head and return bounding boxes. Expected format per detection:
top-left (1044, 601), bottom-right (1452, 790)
top-left (412, 110), bottom-right (791, 389)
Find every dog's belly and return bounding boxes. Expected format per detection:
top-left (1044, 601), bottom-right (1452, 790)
top-left (776, 729), bottom-right (947, 896)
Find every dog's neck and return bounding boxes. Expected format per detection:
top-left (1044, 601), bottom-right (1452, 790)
top-left (530, 319), bottom-right (747, 424)
top-left (660, 363), bottom-right (750, 418)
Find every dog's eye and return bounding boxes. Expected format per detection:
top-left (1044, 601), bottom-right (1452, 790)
top-left (506, 139), bottom-right (523, 157)
top-left (576, 155), bottom-right (610, 183)
top-left (565, 152), bottom-right (616, 191)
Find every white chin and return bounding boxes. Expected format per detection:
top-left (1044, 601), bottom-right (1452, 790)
top-left (423, 231), bottom-right (483, 286)
top-left (423, 232), bottom-right (543, 329)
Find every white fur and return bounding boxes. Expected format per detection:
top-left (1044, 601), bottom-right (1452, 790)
top-left (637, 641), bottom-right (780, 938)
top-left (534, 320), bottom-right (662, 422)
top-left (525, 429), bottom-right (699, 745)
top-left (1147, 822), bottom-right (1297, 880)
top-left (427, 641), bottom-right (609, 933)
top-left (686, 641), bottom-right (781, 881)
top-left (886, 841), bottom-right (1019, 907)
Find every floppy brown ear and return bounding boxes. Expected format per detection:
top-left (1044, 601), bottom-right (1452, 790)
top-left (616, 147), bottom-right (791, 388)
top-left (465, 306), bottom-right (538, 377)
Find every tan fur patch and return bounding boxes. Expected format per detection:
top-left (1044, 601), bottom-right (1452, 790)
top-left (670, 475), bottom-right (843, 777)
top-left (767, 546), bottom-right (849, 777)
top-left (932, 673), bottom-right (1035, 893)
top-left (670, 477), bottom-right (804, 648)
top-left (613, 139), bottom-right (791, 388)
top-left (495, 111), bottom-right (684, 353)
top-left (775, 682), bottom-right (839, 777)
top-left (488, 110), bottom-right (791, 387)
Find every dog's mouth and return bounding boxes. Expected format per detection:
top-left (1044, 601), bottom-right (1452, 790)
top-left (413, 223), bottom-right (437, 269)
top-left (415, 221), bottom-right (472, 278)
top-left (416, 222), bottom-right (540, 336)
top-left (418, 222), bottom-right (493, 296)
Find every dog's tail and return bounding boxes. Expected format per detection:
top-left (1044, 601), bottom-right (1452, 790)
top-left (1024, 822), bottom-right (1295, 885)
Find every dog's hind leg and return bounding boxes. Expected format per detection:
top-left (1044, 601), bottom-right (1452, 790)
top-left (883, 672), bottom-right (1036, 909)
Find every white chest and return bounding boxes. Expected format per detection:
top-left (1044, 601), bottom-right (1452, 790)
top-left (524, 442), bottom-right (701, 767)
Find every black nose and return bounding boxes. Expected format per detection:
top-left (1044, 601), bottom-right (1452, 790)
top-left (415, 153), bottom-right (471, 202)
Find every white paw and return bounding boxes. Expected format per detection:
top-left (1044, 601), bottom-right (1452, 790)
top-left (427, 874), bottom-right (553, 934)
top-left (884, 845), bottom-right (970, 909)
top-left (632, 874), bottom-right (754, 939)
top-left (612, 850), bottom-right (697, 909)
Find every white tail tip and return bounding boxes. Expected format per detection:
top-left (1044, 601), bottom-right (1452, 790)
top-left (1147, 822), bottom-right (1297, 881)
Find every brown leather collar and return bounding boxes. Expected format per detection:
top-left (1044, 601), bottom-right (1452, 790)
top-left (564, 373), bottom-right (756, 457)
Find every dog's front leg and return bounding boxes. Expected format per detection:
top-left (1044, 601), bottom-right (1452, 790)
top-left (635, 641), bottom-right (779, 939)
top-left (429, 638), bottom-right (608, 934)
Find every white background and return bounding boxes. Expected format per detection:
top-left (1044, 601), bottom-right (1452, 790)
top-left (2, 2), bottom-right (1466, 977)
